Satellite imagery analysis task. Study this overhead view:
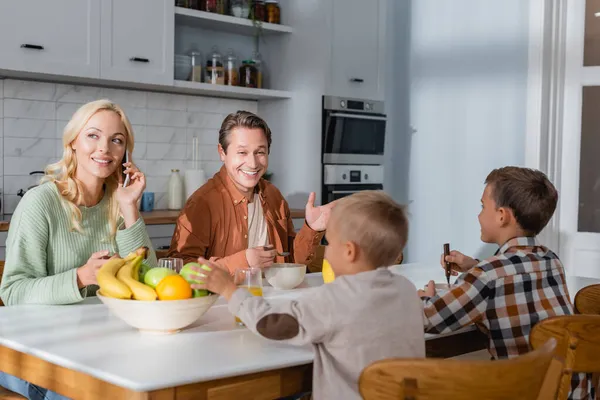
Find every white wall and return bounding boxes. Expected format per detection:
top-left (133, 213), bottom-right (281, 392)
top-left (0, 78), bottom-right (257, 216)
top-left (403, 0), bottom-right (529, 263)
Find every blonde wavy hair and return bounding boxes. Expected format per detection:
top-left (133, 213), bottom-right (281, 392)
top-left (42, 99), bottom-right (135, 239)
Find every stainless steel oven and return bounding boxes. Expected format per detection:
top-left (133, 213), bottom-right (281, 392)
top-left (322, 95), bottom-right (386, 165)
top-left (322, 164), bottom-right (384, 204)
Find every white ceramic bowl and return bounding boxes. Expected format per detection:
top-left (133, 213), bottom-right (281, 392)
top-left (264, 263), bottom-right (307, 290)
top-left (97, 290), bottom-right (218, 334)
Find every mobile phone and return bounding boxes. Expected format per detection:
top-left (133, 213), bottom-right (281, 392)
top-left (122, 152), bottom-right (130, 187)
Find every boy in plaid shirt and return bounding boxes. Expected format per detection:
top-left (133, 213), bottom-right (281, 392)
top-left (417, 166), bottom-right (593, 400)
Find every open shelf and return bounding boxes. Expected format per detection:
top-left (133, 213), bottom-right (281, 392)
top-left (173, 80), bottom-right (292, 100)
top-left (174, 7), bottom-right (293, 36)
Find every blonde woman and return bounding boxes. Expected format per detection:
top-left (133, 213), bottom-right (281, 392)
top-left (0, 99), bottom-right (157, 307)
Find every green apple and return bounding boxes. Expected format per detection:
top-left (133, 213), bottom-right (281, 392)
top-left (143, 267), bottom-right (177, 288)
top-left (180, 262), bottom-right (212, 297)
top-left (192, 289), bottom-right (209, 298)
top-left (138, 263), bottom-right (151, 282)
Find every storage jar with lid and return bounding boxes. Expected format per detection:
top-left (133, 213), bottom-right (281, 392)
top-left (252, 0), bottom-right (266, 21)
top-left (239, 60), bottom-right (258, 88)
top-left (251, 51), bottom-right (264, 88)
top-left (230, 0), bottom-right (250, 18)
top-left (189, 50), bottom-right (203, 82)
top-left (203, 0), bottom-right (227, 14)
top-left (225, 49), bottom-right (239, 86)
top-left (206, 46), bottom-right (225, 85)
top-left (265, 0), bottom-right (280, 24)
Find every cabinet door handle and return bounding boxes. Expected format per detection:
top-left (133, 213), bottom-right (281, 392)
top-left (349, 78), bottom-right (364, 83)
top-left (129, 57), bottom-right (150, 63)
top-left (20, 44), bottom-right (44, 50)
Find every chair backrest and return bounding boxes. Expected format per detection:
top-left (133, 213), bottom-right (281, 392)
top-left (0, 260), bottom-right (4, 306)
top-left (574, 284), bottom-right (600, 315)
top-left (359, 338), bottom-right (558, 400)
top-left (530, 314), bottom-right (600, 400)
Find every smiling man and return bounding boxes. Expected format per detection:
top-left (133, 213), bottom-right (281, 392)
top-left (168, 111), bottom-right (335, 273)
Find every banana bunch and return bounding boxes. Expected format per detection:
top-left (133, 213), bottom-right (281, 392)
top-left (97, 247), bottom-right (157, 301)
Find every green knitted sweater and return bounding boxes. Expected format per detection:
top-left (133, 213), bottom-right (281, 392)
top-left (0, 182), bottom-right (157, 305)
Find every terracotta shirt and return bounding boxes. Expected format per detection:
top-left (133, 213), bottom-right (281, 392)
top-left (168, 166), bottom-right (324, 273)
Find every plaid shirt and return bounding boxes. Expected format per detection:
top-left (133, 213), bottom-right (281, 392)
top-left (422, 237), bottom-right (594, 400)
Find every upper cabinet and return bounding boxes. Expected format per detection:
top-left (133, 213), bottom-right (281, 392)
top-left (327, 0), bottom-right (386, 101)
top-left (0, 1), bottom-right (292, 101)
top-left (0, 0), bottom-right (100, 78)
top-left (100, 0), bottom-right (174, 85)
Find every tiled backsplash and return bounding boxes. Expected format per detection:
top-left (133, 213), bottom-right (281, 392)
top-left (0, 79), bottom-right (258, 215)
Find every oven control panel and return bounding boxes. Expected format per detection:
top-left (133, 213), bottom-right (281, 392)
top-left (323, 164), bottom-right (384, 185)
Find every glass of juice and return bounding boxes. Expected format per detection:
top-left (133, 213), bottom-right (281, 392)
top-left (234, 267), bottom-right (263, 326)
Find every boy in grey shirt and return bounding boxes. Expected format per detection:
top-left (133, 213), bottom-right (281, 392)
top-left (190, 191), bottom-right (425, 400)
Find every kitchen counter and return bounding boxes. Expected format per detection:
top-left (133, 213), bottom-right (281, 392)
top-left (0, 208), bottom-right (307, 231)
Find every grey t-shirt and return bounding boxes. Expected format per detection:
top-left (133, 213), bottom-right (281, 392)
top-left (229, 267), bottom-right (426, 400)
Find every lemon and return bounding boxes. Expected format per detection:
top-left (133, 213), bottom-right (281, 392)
top-left (322, 259), bottom-right (335, 283)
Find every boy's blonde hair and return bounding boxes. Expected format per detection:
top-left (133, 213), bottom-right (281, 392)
top-left (328, 191), bottom-right (408, 267)
top-left (42, 99), bottom-right (135, 240)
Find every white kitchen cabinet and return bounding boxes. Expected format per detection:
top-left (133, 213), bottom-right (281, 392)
top-left (0, 0), bottom-right (101, 78)
top-left (327, 0), bottom-right (386, 101)
top-left (100, 0), bottom-right (174, 85)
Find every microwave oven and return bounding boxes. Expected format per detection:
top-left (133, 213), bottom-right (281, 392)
top-left (321, 95), bottom-right (386, 165)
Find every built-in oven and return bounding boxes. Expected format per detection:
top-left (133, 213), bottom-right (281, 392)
top-left (322, 95), bottom-right (386, 165)
top-left (322, 164), bottom-right (384, 204)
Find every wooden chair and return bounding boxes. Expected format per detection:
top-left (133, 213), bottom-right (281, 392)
top-left (530, 314), bottom-right (600, 400)
top-left (359, 338), bottom-right (560, 400)
top-left (574, 284), bottom-right (600, 315)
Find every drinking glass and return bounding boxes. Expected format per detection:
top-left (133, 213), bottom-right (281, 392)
top-left (234, 267), bottom-right (263, 326)
top-left (158, 258), bottom-right (183, 273)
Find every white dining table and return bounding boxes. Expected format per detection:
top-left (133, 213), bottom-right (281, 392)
top-left (0, 263), bottom-right (597, 399)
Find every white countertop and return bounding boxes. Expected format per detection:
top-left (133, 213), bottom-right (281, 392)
top-left (0, 264), bottom-right (597, 392)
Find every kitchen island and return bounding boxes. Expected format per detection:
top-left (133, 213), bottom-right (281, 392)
top-left (0, 263), bottom-right (595, 399)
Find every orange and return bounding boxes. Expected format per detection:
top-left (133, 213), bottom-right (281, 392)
top-left (155, 275), bottom-right (192, 300)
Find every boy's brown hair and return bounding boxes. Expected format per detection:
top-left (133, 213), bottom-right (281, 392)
top-left (485, 166), bottom-right (558, 236)
top-left (219, 110), bottom-right (272, 153)
top-left (329, 191), bottom-right (408, 267)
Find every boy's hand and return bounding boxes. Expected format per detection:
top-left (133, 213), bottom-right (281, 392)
top-left (189, 257), bottom-right (237, 301)
top-left (440, 250), bottom-right (478, 275)
top-left (417, 280), bottom-right (436, 298)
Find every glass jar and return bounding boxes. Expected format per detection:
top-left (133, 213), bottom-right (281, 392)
top-left (206, 46), bottom-right (225, 85)
top-left (265, 0), bottom-right (280, 24)
top-left (239, 60), bottom-right (258, 88)
top-left (225, 49), bottom-right (239, 86)
top-left (203, 0), bottom-right (226, 14)
top-left (251, 51), bottom-right (263, 88)
top-left (253, 0), bottom-right (266, 22)
top-left (189, 50), bottom-right (203, 82)
top-left (230, 0), bottom-right (250, 18)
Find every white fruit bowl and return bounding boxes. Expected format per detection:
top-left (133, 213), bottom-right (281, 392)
top-left (264, 263), bottom-right (307, 290)
top-left (96, 290), bottom-right (218, 334)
